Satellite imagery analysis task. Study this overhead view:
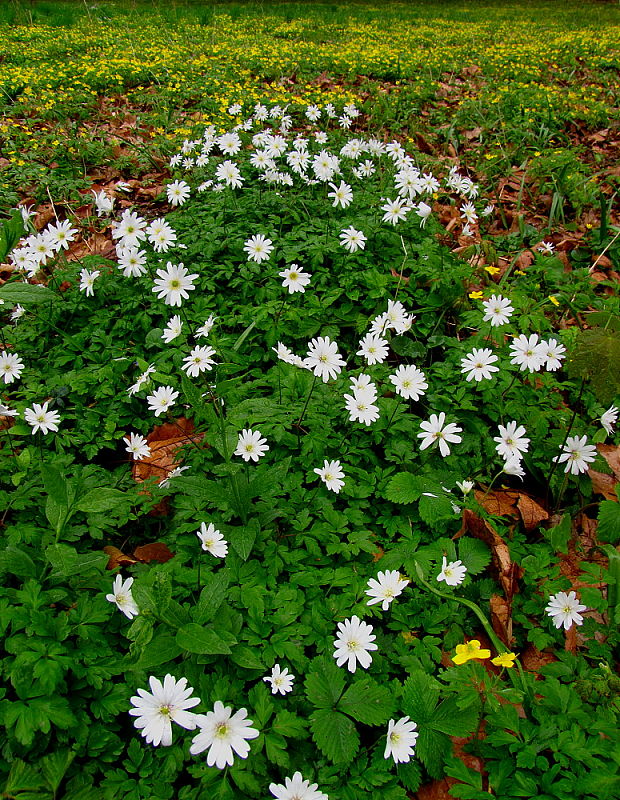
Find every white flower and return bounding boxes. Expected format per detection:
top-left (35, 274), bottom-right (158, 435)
top-left (460, 347), bottom-right (499, 382)
top-left (146, 217), bottom-right (177, 252)
top-left (327, 180), bottom-right (353, 209)
top-left (437, 556), bottom-right (467, 586)
top-left (196, 522), bottom-right (228, 558)
top-left (10, 304), bottom-right (25, 322)
top-left (305, 336), bottom-right (346, 382)
top-left (279, 265), bottom-right (311, 294)
top-left (365, 570), bottom-right (409, 610)
top-left (482, 295), bottom-right (514, 327)
top-left (333, 615), bottom-right (377, 673)
top-left (456, 480), bottom-right (474, 495)
top-left (314, 459), bottom-right (345, 493)
top-left (384, 717), bottom-right (418, 764)
top-left (494, 421), bottom-right (530, 460)
top-left (503, 454), bottom-right (526, 478)
top-left (129, 674), bottom-right (201, 747)
top-left (152, 262), bottom-right (199, 307)
top-left (146, 386), bottom-right (179, 417)
top-left (538, 240), bottom-right (555, 255)
top-left (166, 180), bottom-right (191, 206)
top-left (112, 209), bottom-right (147, 248)
top-left (124, 432), bottom-right (152, 461)
top-left (263, 664), bottom-right (295, 695)
top-left (196, 314), bottom-right (217, 338)
top-left (218, 132), bottom-right (242, 155)
top-left (162, 315), bottom-right (183, 343)
top-left (228, 103), bottom-right (242, 115)
top-left (106, 575), bottom-right (139, 619)
top-left (418, 412), bottom-right (462, 457)
top-left (234, 428), bottom-right (269, 462)
top-left (244, 234), bottom-right (274, 263)
top-left (545, 590), bottom-right (587, 630)
top-left (92, 189), bottom-right (114, 216)
top-left (460, 202), bottom-right (478, 224)
top-left (381, 197), bottom-right (410, 225)
top-left (158, 465), bottom-right (190, 488)
top-left (339, 226), bottom-right (366, 253)
top-left (0, 351), bottom-right (25, 385)
top-left (79, 268), bottom-right (100, 297)
top-left (541, 338), bottom-right (566, 371)
top-left (389, 364), bottom-right (428, 400)
top-left (182, 345), bottom-right (216, 377)
top-left (415, 201), bottom-right (432, 226)
top-left (216, 160), bottom-right (244, 189)
top-left (0, 403), bottom-right (18, 418)
top-left (117, 246), bottom-right (147, 278)
top-left (553, 435), bottom-right (597, 475)
top-left (600, 405), bottom-right (619, 436)
top-left (344, 390), bottom-right (380, 426)
top-left (127, 364), bottom-right (156, 396)
top-left (270, 772), bottom-right (328, 800)
top-left (189, 701), bottom-right (259, 768)
top-left (509, 334), bottom-right (546, 373)
top-left (48, 219), bottom-right (78, 251)
top-left (357, 333), bottom-right (389, 365)
top-left (24, 401), bottom-right (60, 434)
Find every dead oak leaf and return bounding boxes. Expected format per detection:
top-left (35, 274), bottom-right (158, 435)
top-left (516, 494), bottom-right (549, 531)
top-left (131, 417), bottom-right (203, 485)
top-left (103, 542), bottom-right (174, 570)
top-left (597, 443), bottom-right (620, 481)
top-left (588, 468), bottom-right (618, 501)
top-left (462, 509), bottom-right (523, 601)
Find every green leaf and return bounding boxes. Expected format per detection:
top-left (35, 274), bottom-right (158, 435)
top-left (173, 475), bottom-right (233, 511)
top-left (195, 569), bottom-right (230, 623)
top-left (310, 708), bottom-right (359, 764)
top-left (263, 732), bottom-right (289, 768)
top-left (175, 623), bottom-right (233, 654)
top-left (0, 282), bottom-right (55, 304)
top-left (418, 493), bottom-right (456, 525)
top-left (40, 749), bottom-right (76, 793)
top-left (45, 544), bottom-right (107, 578)
top-left (135, 633), bottom-right (183, 669)
top-left (384, 473), bottom-right (429, 505)
top-left (567, 327), bottom-right (620, 404)
top-left (181, 375), bottom-right (206, 411)
top-left (228, 518), bottom-right (258, 561)
top-left (305, 657), bottom-right (346, 708)
top-left (457, 537), bottom-right (491, 575)
top-left (76, 488), bottom-right (131, 514)
top-left (430, 697), bottom-right (479, 737)
top-left (416, 726), bottom-right (448, 779)
top-left (547, 513), bottom-right (572, 552)
top-left (229, 645), bottom-right (263, 670)
top-left (598, 500), bottom-right (620, 543)
top-left (401, 671), bottom-right (441, 723)
top-left (0, 546), bottom-right (37, 578)
top-left (397, 760), bottom-right (422, 793)
top-left (40, 464), bottom-right (68, 508)
top-left (338, 676), bottom-right (394, 725)
top-left (272, 710), bottom-right (308, 739)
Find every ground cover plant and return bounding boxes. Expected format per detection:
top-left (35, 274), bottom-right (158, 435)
top-left (0, 2), bottom-right (619, 799)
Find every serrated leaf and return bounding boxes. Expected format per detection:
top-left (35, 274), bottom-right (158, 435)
top-left (305, 658), bottom-right (346, 708)
top-left (195, 569), bottom-right (230, 623)
top-left (264, 731), bottom-right (289, 768)
top-left (384, 473), bottom-right (429, 504)
top-left (598, 500), bottom-right (620, 543)
top-left (0, 282), bottom-right (55, 304)
top-left (397, 760), bottom-right (422, 793)
top-left (418, 493), bottom-right (456, 525)
top-left (310, 708), bottom-right (359, 764)
top-left (0, 546), bottom-right (37, 578)
top-left (173, 475), bottom-right (232, 511)
top-left (45, 544), bottom-right (107, 578)
top-left (176, 623), bottom-right (233, 654)
top-left (567, 328), bottom-right (620, 404)
top-left (272, 710), bottom-right (307, 738)
top-left (228, 518), bottom-right (258, 561)
top-left (181, 375), bottom-right (206, 411)
top-left (430, 697), bottom-right (479, 737)
top-left (229, 645), bottom-right (263, 670)
top-left (416, 726), bottom-right (448, 779)
top-left (401, 671), bottom-right (441, 723)
top-left (457, 537), bottom-right (491, 575)
top-left (40, 749), bottom-right (75, 793)
top-left (338, 676), bottom-right (394, 725)
top-left (76, 488), bottom-right (131, 514)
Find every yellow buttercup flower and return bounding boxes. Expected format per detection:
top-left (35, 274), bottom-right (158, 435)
top-left (469, 291), bottom-right (484, 300)
top-left (548, 295), bottom-right (560, 307)
top-left (491, 652), bottom-right (517, 668)
top-left (452, 640), bottom-right (491, 665)
top-left (484, 266), bottom-right (500, 275)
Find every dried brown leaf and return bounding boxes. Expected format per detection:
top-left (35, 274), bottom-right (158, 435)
top-left (588, 468), bottom-right (618, 501)
top-left (597, 443), bottom-right (620, 480)
top-left (516, 494), bottom-right (549, 531)
top-left (133, 542), bottom-right (175, 563)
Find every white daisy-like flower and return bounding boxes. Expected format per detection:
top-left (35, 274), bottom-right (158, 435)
top-left (494, 421), bottom-right (530, 460)
top-left (146, 386), bottom-right (179, 417)
top-left (415, 201), bottom-right (432, 227)
top-left (327, 180), bottom-right (353, 209)
top-left (381, 197), bottom-right (410, 225)
top-left (263, 664), bottom-right (295, 695)
top-left (279, 265), bottom-right (312, 294)
top-left (545, 590), bottom-right (587, 630)
top-left (234, 428), bottom-right (269, 462)
top-left (129, 674), bottom-right (201, 747)
top-left (244, 234), bottom-right (274, 263)
top-left (152, 262), bottom-right (199, 307)
top-left (389, 364), bottom-right (428, 400)
top-left (215, 160), bottom-right (244, 189)
top-left (117, 246), bottom-right (148, 278)
top-left (541, 338), bottom-right (566, 371)
top-left (339, 226), bottom-right (366, 253)
top-left (182, 345), bottom-right (216, 377)
top-left (24, 400), bottom-right (61, 434)
top-left (503, 454), bottom-right (526, 478)
top-left (313, 459), bottom-right (345, 493)
top-left (0, 351), bottom-right (25, 385)
top-left (166, 180), bottom-right (191, 206)
top-left (553, 435), bottom-right (597, 475)
top-left (106, 574), bottom-right (139, 619)
top-left (384, 717), bottom-right (418, 764)
top-left (196, 522), bottom-right (228, 558)
top-left (189, 701), bottom-right (259, 769)
top-left (162, 315), bottom-right (183, 344)
top-left (196, 314), bottom-right (217, 338)
top-left (127, 364), bottom-right (156, 396)
top-left (123, 432), bottom-right (152, 461)
top-left (460, 347), bottom-right (500, 382)
top-left (600, 405), bottom-right (619, 436)
top-left (365, 570), bottom-right (410, 610)
top-left (79, 268), bottom-right (100, 297)
top-left (436, 556), bottom-right (467, 586)
top-left (418, 412), bottom-right (462, 458)
top-left (344, 390), bottom-right (380, 426)
top-left (305, 336), bottom-right (346, 382)
top-left (508, 333), bottom-right (546, 373)
top-left (357, 333), bottom-right (389, 365)
top-left (270, 773), bottom-right (328, 800)
top-left (333, 615), bottom-right (377, 673)
top-left (537, 240), bottom-right (555, 255)
top-left (48, 219), bottom-right (78, 251)
top-left (482, 294), bottom-right (514, 327)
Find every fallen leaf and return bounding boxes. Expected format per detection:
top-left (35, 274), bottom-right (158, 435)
top-left (133, 542), bottom-right (175, 563)
top-left (588, 468), bottom-right (618, 501)
top-left (132, 417), bottom-right (203, 485)
top-left (490, 593), bottom-right (513, 646)
top-left (462, 509), bottom-right (523, 600)
top-left (103, 545), bottom-right (138, 570)
top-left (516, 494), bottom-right (549, 531)
top-left (597, 443), bottom-right (620, 480)
top-left (475, 489), bottom-right (519, 518)
top-left (520, 644), bottom-right (557, 674)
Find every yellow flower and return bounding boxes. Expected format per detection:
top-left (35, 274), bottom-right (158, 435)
top-left (469, 291), bottom-right (484, 300)
top-left (548, 295), bottom-right (560, 307)
top-left (452, 640), bottom-right (491, 665)
top-left (484, 266), bottom-right (500, 275)
top-left (491, 652), bottom-right (517, 668)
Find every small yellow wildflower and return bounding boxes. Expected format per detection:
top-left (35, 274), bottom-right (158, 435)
top-left (469, 291), bottom-right (484, 300)
top-left (452, 640), bottom-right (491, 665)
top-left (484, 266), bottom-right (500, 275)
top-left (548, 296), bottom-right (560, 307)
top-left (491, 652), bottom-right (517, 668)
